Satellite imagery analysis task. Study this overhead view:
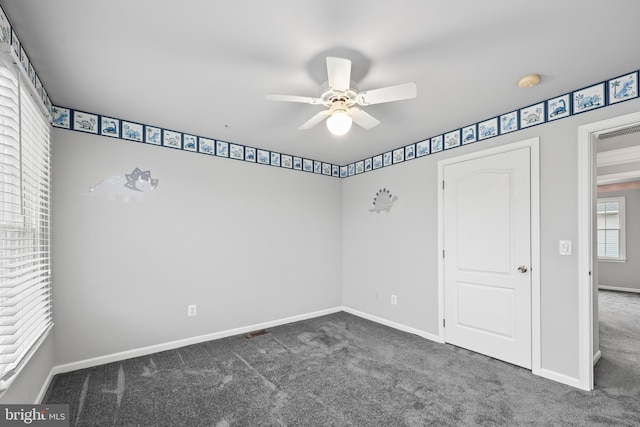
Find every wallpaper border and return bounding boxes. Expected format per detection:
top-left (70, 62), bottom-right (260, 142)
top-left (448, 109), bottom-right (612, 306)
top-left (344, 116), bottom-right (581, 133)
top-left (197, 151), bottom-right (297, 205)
top-left (341, 70), bottom-right (638, 178)
top-left (51, 69), bottom-right (638, 179)
top-left (51, 106), bottom-right (341, 178)
top-left (0, 4), bottom-right (53, 119)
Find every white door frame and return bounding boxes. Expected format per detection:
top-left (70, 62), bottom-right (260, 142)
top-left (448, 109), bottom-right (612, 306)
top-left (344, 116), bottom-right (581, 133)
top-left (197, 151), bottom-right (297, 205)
top-left (577, 110), bottom-right (640, 391)
top-left (437, 137), bottom-right (541, 376)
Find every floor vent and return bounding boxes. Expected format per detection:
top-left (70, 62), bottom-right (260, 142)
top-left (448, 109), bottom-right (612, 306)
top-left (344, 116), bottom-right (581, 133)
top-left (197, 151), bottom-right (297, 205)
top-left (244, 329), bottom-right (268, 338)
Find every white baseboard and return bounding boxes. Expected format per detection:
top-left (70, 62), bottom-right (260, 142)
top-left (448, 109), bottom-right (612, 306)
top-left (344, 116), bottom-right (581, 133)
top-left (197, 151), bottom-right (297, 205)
top-left (593, 349), bottom-right (602, 366)
top-left (347, 307), bottom-right (590, 392)
top-left (343, 306), bottom-right (443, 343)
top-left (35, 369), bottom-right (55, 404)
top-left (598, 285), bottom-right (640, 294)
top-left (537, 368), bottom-right (583, 390)
top-left (43, 306), bottom-right (589, 398)
top-left (51, 306), bottom-right (343, 376)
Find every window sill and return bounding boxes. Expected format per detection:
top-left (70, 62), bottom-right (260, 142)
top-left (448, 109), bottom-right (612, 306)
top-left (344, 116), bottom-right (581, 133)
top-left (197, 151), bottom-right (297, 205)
top-left (598, 258), bottom-right (627, 263)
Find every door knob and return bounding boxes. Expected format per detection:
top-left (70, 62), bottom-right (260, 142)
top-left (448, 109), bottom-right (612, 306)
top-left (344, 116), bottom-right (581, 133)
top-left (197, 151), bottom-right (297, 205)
top-left (517, 265), bottom-right (528, 273)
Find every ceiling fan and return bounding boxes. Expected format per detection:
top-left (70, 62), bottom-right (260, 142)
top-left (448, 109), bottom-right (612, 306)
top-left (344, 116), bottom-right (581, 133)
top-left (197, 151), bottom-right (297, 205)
top-left (266, 57), bottom-right (417, 136)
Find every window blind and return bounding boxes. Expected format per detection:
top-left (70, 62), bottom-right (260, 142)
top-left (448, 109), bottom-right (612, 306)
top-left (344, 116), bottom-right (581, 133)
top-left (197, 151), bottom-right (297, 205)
top-left (0, 64), bottom-right (52, 391)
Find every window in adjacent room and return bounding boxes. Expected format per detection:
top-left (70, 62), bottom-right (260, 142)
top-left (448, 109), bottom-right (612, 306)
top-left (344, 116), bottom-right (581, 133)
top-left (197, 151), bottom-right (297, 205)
top-left (597, 196), bottom-right (626, 261)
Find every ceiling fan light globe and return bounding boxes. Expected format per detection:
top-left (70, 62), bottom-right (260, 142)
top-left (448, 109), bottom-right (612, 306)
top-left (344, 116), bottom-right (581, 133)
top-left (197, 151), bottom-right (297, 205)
top-left (326, 111), bottom-right (352, 136)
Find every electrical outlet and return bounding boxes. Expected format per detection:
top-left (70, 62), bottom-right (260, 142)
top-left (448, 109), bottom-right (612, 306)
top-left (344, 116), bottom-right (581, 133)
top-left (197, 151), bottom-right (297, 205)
top-left (187, 304), bottom-right (197, 317)
top-left (391, 295), bottom-right (397, 305)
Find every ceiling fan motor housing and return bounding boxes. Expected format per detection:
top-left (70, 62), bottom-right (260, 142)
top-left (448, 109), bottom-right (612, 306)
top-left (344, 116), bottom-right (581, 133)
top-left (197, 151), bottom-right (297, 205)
top-left (329, 99), bottom-right (349, 115)
top-left (319, 81), bottom-right (359, 108)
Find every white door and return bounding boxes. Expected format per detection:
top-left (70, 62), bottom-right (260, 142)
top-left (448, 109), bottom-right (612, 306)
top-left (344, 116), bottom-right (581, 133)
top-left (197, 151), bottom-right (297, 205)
top-left (443, 146), bottom-right (531, 369)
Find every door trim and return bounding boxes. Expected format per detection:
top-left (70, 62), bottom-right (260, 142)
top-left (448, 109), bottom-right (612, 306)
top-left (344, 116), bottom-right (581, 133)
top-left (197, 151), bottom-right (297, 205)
top-left (577, 111), bottom-right (640, 391)
top-left (437, 137), bottom-right (540, 375)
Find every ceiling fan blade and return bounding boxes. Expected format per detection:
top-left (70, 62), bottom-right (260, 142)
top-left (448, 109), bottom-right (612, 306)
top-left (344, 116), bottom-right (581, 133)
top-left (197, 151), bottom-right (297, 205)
top-left (265, 93), bottom-right (322, 104)
top-left (326, 57), bottom-right (351, 92)
top-left (356, 82), bottom-right (417, 106)
top-left (298, 110), bottom-right (331, 130)
top-left (350, 108), bottom-right (380, 129)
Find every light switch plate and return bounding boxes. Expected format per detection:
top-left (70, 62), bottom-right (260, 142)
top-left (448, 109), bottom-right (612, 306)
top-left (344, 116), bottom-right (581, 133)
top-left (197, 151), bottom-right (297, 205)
top-left (559, 240), bottom-right (572, 255)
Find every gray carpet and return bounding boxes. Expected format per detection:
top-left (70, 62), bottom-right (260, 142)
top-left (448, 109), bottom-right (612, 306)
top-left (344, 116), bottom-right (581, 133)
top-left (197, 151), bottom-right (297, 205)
top-left (595, 290), bottom-right (640, 391)
top-left (44, 293), bottom-right (640, 426)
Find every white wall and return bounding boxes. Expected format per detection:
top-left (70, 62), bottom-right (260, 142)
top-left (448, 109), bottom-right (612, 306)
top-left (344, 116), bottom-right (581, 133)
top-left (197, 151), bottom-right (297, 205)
top-left (51, 129), bottom-right (343, 365)
top-left (598, 188), bottom-right (640, 292)
top-left (343, 98), bottom-right (640, 381)
top-left (343, 157), bottom-right (439, 335)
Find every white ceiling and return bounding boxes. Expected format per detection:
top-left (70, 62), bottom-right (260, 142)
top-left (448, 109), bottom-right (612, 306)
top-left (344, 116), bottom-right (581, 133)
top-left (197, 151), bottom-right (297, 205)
top-left (4, 0), bottom-right (640, 165)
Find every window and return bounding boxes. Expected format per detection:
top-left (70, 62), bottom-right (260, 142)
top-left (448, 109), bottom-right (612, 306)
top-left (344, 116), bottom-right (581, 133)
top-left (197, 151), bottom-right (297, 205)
top-left (597, 197), bottom-right (626, 261)
top-left (0, 62), bottom-right (52, 392)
